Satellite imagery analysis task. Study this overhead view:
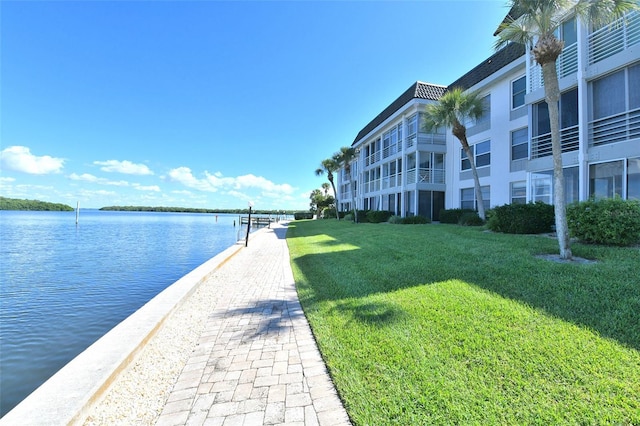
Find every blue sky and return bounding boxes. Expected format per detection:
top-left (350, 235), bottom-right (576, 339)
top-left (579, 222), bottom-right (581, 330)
top-left (1, 0), bottom-right (509, 211)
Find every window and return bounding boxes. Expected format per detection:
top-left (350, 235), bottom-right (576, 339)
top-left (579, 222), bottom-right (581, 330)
top-left (630, 63), bottom-right (640, 109)
top-left (511, 127), bottom-right (528, 161)
top-left (463, 95), bottom-right (491, 128)
top-left (475, 141), bottom-right (491, 167)
top-left (512, 76), bottom-right (526, 109)
top-left (511, 181), bottom-right (526, 204)
top-left (590, 161), bottom-right (624, 199)
top-left (461, 148), bottom-right (471, 171)
top-left (461, 140), bottom-right (491, 170)
top-left (533, 101), bottom-right (551, 137)
top-left (476, 95), bottom-right (491, 126)
top-left (531, 168), bottom-right (579, 204)
top-left (408, 114), bottom-right (418, 136)
top-left (629, 158), bottom-right (640, 201)
top-left (460, 186), bottom-right (490, 211)
top-left (561, 17), bottom-right (577, 46)
top-left (592, 69), bottom-right (625, 119)
top-left (561, 89), bottom-right (578, 128)
top-left (461, 188), bottom-right (475, 210)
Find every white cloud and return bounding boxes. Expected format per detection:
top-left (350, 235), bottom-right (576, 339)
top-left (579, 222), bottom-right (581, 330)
top-left (168, 167), bottom-right (295, 200)
top-left (133, 184), bottom-right (160, 192)
top-left (0, 176), bottom-right (16, 183)
top-left (0, 146), bottom-right (64, 174)
top-left (69, 172), bottom-right (100, 182)
top-left (168, 167), bottom-right (217, 192)
top-left (234, 174), bottom-right (295, 194)
top-left (94, 160), bottom-right (153, 175)
top-left (69, 173), bottom-right (130, 186)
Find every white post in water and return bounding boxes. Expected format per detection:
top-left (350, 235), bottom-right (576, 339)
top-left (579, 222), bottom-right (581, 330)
top-left (76, 201), bottom-right (80, 224)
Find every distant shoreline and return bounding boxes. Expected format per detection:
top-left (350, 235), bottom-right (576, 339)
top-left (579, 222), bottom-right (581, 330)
top-left (0, 197), bottom-right (301, 214)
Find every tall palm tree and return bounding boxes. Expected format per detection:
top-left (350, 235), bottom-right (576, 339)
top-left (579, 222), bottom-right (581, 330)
top-left (315, 157), bottom-right (341, 220)
top-left (334, 146), bottom-right (359, 222)
top-left (495, 0), bottom-right (638, 260)
top-left (321, 182), bottom-right (330, 196)
top-left (423, 87), bottom-right (488, 220)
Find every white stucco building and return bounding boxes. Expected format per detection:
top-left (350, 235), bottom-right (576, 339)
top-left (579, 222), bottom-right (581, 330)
top-left (337, 9), bottom-right (639, 220)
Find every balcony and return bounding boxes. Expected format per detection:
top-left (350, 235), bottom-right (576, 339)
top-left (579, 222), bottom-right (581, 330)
top-left (589, 108), bottom-right (640, 147)
top-left (382, 144), bottom-right (399, 159)
top-left (365, 151), bottom-right (381, 167)
top-left (588, 11), bottom-right (639, 65)
top-left (530, 125), bottom-right (579, 159)
top-left (381, 174), bottom-right (399, 190)
top-left (405, 168), bottom-right (445, 185)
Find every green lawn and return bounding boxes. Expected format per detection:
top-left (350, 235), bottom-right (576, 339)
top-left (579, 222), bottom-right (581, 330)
top-left (286, 220), bottom-right (640, 425)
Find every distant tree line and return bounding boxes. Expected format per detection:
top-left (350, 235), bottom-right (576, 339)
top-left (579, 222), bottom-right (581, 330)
top-left (0, 197), bottom-right (74, 211)
top-left (99, 205), bottom-right (301, 215)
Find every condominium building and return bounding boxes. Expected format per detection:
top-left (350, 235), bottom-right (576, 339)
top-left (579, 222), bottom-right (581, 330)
top-left (337, 9), bottom-right (639, 220)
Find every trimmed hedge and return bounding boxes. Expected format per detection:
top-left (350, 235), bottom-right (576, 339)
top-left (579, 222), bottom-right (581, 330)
top-left (294, 212), bottom-right (314, 220)
top-left (486, 202), bottom-right (554, 234)
top-left (458, 211), bottom-right (484, 226)
top-left (366, 210), bottom-right (393, 223)
top-left (439, 208), bottom-right (477, 224)
top-left (567, 198), bottom-right (640, 246)
top-left (389, 215), bottom-right (430, 224)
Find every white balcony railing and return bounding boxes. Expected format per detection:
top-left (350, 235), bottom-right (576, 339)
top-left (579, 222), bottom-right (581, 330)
top-left (588, 11), bottom-right (640, 65)
top-left (406, 135), bottom-right (416, 149)
top-left (530, 125), bottom-right (580, 159)
top-left (589, 108), bottom-right (640, 147)
top-left (529, 42), bottom-right (578, 92)
top-left (406, 169), bottom-right (416, 184)
top-left (382, 144), bottom-right (399, 159)
top-left (418, 134), bottom-right (446, 145)
top-left (365, 151), bottom-right (381, 166)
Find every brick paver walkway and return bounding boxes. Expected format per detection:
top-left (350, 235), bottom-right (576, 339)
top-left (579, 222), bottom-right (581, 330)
top-left (155, 222), bottom-right (351, 426)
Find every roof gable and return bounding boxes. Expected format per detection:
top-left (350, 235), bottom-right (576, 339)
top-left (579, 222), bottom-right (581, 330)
top-left (352, 81), bottom-right (446, 145)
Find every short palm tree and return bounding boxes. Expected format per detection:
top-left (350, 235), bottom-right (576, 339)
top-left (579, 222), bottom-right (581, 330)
top-left (495, 0), bottom-right (638, 260)
top-left (334, 147), bottom-right (359, 222)
top-left (315, 157), bottom-right (341, 220)
top-left (423, 87), bottom-right (487, 220)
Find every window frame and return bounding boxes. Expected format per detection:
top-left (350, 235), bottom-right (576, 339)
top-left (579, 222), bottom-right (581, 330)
top-left (511, 75), bottom-right (526, 110)
top-left (511, 127), bottom-right (529, 161)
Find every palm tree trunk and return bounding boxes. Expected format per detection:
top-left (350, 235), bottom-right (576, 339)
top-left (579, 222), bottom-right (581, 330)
top-left (542, 61), bottom-right (572, 260)
top-left (463, 144), bottom-right (486, 220)
top-left (329, 179), bottom-right (340, 220)
top-left (351, 176), bottom-right (358, 223)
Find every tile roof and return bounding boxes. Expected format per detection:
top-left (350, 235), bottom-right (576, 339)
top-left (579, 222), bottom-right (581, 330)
top-left (447, 42), bottom-right (525, 92)
top-left (352, 81), bottom-right (446, 145)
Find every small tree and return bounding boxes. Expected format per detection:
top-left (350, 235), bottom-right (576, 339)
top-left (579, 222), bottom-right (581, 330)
top-left (315, 158), bottom-right (341, 220)
top-left (334, 146), bottom-right (359, 223)
top-left (423, 88), bottom-right (487, 220)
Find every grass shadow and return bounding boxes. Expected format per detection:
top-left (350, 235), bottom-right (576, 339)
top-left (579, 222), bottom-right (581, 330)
top-left (288, 220), bottom-right (640, 351)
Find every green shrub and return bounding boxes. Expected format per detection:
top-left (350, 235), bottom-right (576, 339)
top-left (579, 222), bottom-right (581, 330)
top-left (486, 202), bottom-right (554, 234)
top-left (458, 211), bottom-right (484, 226)
top-left (388, 215), bottom-right (403, 224)
top-left (439, 208), bottom-right (477, 224)
top-left (355, 210), bottom-right (369, 223)
top-left (388, 215), bottom-right (430, 224)
top-left (400, 215), bottom-right (430, 224)
top-left (567, 198), bottom-right (640, 246)
top-left (294, 212), bottom-right (314, 220)
top-left (366, 210), bottom-right (393, 223)
top-left (344, 213), bottom-right (354, 222)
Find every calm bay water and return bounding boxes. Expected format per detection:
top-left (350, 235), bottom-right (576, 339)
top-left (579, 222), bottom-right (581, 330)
top-left (0, 210), bottom-right (247, 416)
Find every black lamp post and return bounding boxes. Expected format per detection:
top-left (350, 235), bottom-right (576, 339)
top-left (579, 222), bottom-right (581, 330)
top-left (245, 201), bottom-right (254, 247)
